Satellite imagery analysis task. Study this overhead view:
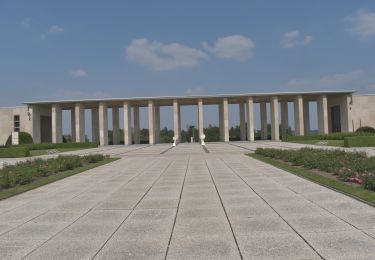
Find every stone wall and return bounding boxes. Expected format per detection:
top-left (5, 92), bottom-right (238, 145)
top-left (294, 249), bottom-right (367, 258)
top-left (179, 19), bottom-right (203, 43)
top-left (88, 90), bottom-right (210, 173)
top-left (351, 95), bottom-right (375, 131)
top-left (0, 107), bottom-right (31, 145)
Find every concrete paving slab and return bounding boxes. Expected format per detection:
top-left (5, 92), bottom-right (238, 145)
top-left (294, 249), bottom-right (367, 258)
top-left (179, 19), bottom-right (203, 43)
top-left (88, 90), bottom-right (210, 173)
top-left (236, 233), bottom-right (320, 260)
top-left (0, 143), bottom-right (374, 259)
top-left (303, 230), bottom-right (375, 259)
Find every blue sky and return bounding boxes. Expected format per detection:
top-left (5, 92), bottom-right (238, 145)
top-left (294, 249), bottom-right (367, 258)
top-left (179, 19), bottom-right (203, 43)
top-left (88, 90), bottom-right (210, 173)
top-left (1, 1), bottom-right (375, 132)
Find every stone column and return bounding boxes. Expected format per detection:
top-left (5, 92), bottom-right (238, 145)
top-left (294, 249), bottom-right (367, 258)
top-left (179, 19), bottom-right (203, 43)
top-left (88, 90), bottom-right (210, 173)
top-left (222, 98), bottom-right (229, 142)
top-left (173, 99), bottom-right (181, 141)
top-left (303, 100), bottom-right (310, 135)
top-left (246, 97), bottom-right (255, 141)
top-left (51, 104), bottom-right (62, 143)
top-left (270, 96), bottom-right (279, 141)
top-left (154, 105), bottom-right (160, 143)
top-left (239, 102), bottom-right (246, 141)
top-left (294, 95), bottom-right (304, 136)
top-left (280, 101), bottom-right (289, 140)
top-left (198, 99), bottom-right (204, 138)
top-left (133, 107), bottom-right (140, 144)
top-left (112, 107), bottom-right (120, 145)
top-left (340, 94), bottom-right (352, 132)
top-left (260, 102), bottom-right (268, 140)
top-left (30, 105), bottom-right (41, 144)
top-left (317, 95), bottom-right (329, 134)
top-left (99, 102), bottom-right (108, 146)
top-left (123, 101), bottom-right (132, 145)
top-left (219, 103), bottom-right (224, 141)
top-left (71, 109), bottom-right (76, 142)
top-left (91, 108), bottom-right (99, 143)
top-left (75, 103), bottom-right (85, 142)
top-left (148, 100), bottom-right (155, 144)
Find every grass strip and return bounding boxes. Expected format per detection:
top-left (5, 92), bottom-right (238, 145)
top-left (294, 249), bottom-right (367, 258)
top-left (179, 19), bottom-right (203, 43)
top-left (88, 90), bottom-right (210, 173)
top-left (287, 140), bottom-right (344, 147)
top-left (29, 147), bottom-right (92, 157)
top-left (248, 153), bottom-right (375, 206)
top-left (0, 158), bottom-right (118, 200)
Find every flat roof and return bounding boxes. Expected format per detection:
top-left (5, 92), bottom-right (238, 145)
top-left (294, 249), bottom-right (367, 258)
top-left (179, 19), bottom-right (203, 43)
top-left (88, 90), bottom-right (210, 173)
top-left (24, 90), bottom-right (355, 107)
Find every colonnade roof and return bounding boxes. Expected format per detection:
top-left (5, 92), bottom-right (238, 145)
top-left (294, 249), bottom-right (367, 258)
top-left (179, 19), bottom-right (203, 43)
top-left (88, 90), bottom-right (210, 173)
top-left (25, 90), bottom-right (355, 109)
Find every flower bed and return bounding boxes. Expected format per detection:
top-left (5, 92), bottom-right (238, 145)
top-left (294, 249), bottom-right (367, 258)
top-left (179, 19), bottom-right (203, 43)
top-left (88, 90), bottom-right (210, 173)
top-left (0, 154), bottom-right (105, 190)
top-left (255, 148), bottom-right (375, 191)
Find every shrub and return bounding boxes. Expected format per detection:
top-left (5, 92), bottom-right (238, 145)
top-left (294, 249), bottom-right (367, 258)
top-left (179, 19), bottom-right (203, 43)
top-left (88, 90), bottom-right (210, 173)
top-left (83, 154), bottom-right (105, 163)
top-left (11, 142), bottom-right (98, 151)
top-left (287, 132), bottom-right (374, 141)
top-left (0, 147), bottom-right (30, 158)
top-left (0, 154), bottom-right (106, 191)
top-left (255, 147), bottom-right (375, 191)
top-left (355, 126), bottom-right (375, 133)
top-left (5, 132), bottom-right (33, 146)
top-left (344, 136), bottom-right (375, 147)
top-left (363, 175), bottom-right (375, 190)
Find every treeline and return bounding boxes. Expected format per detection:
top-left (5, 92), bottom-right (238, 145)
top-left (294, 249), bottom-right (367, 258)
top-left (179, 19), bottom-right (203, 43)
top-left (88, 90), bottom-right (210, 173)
top-left (63, 124), bottom-right (294, 144)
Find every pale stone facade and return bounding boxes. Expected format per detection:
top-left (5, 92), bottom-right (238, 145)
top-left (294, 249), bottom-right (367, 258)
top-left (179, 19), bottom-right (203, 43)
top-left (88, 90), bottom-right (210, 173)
top-left (1, 91), bottom-right (374, 146)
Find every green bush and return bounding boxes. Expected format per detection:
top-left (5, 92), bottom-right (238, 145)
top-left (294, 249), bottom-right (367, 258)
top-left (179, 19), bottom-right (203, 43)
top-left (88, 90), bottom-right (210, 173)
top-left (287, 132), bottom-right (374, 141)
top-left (12, 142), bottom-right (98, 151)
top-left (363, 175), bottom-right (375, 190)
top-left (355, 126), bottom-right (375, 133)
top-left (5, 132), bottom-right (33, 146)
top-left (344, 136), bottom-right (375, 147)
top-left (0, 154), bottom-right (105, 190)
top-left (255, 147), bottom-right (375, 191)
top-left (83, 154), bottom-right (105, 163)
top-left (0, 147), bottom-right (30, 158)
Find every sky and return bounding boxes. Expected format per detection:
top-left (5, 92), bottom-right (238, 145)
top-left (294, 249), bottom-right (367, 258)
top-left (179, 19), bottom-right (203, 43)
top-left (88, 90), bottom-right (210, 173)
top-left (1, 0), bottom-right (375, 133)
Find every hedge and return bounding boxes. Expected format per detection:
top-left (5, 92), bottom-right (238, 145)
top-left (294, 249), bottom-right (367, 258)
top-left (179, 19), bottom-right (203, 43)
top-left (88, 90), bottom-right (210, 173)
top-left (287, 132), bottom-right (374, 141)
top-left (356, 126), bottom-right (375, 133)
top-left (255, 147), bottom-right (375, 191)
top-left (344, 136), bottom-right (375, 147)
top-left (0, 147), bottom-right (30, 158)
top-left (0, 154), bottom-right (105, 190)
top-left (5, 132), bottom-right (33, 146)
top-left (14, 142), bottom-right (98, 151)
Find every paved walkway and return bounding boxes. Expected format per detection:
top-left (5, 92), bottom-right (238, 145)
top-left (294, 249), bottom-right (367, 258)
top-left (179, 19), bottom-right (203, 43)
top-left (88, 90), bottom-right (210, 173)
top-left (0, 143), bottom-right (375, 259)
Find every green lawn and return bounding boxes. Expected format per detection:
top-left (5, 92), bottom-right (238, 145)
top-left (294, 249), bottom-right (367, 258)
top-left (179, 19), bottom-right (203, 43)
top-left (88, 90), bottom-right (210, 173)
top-left (29, 147), bottom-right (92, 157)
top-left (0, 157), bottom-right (118, 200)
top-left (248, 153), bottom-right (375, 205)
top-left (286, 139), bottom-right (344, 147)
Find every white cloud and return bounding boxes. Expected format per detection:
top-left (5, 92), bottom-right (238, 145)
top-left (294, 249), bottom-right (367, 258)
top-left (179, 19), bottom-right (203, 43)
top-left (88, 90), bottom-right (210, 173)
top-left (126, 38), bottom-right (208, 71)
top-left (185, 87), bottom-right (206, 95)
top-left (281, 30), bottom-right (312, 48)
top-left (40, 25), bottom-right (64, 40)
top-left (285, 70), bottom-right (367, 90)
top-left (346, 9), bottom-right (375, 39)
top-left (50, 88), bottom-right (111, 100)
top-left (20, 18), bottom-right (31, 29)
top-left (49, 25), bottom-right (64, 33)
top-left (70, 68), bottom-right (88, 78)
top-left (202, 35), bottom-right (255, 61)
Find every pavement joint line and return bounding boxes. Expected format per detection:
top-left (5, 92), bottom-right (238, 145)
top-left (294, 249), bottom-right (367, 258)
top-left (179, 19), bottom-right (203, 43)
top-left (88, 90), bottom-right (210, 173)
top-left (202, 145), bottom-right (210, 153)
top-left (20, 157), bottom-right (162, 259)
top-left (0, 156), bottom-right (127, 217)
top-left (283, 184), bottom-right (375, 240)
top-left (228, 142), bottom-right (256, 152)
top-left (164, 156), bottom-right (190, 260)
top-left (160, 145), bottom-right (175, 155)
top-left (204, 158), bottom-right (244, 260)
top-left (248, 154), bottom-right (375, 240)
top-left (111, 145), bottom-right (153, 156)
top-left (91, 158), bottom-right (174, 260)
top-left (244, 154), bottom-right (375, 240)
top-left (218, 156), bottom-right (325, 260)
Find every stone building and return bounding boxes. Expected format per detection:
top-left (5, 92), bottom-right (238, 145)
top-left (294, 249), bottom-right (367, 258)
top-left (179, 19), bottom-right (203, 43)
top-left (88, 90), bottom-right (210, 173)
top-left (1, 91), bottom-right (374, 146)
